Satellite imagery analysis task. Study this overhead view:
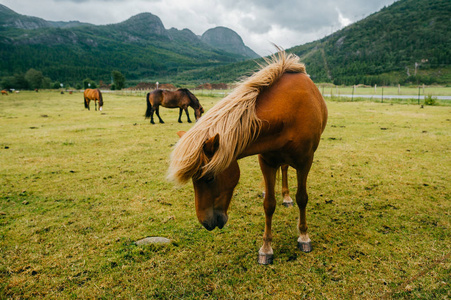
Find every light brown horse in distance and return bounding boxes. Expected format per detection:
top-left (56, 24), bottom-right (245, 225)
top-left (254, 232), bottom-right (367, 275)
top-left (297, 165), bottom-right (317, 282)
top-left (1, 90), bottom-right (8, 95)
top-left (145, 88), bottom-right (204, 124)
top-left (168, 51), bottom-right (328, 265)
top-left (83, 88), bottom-right (103, 111)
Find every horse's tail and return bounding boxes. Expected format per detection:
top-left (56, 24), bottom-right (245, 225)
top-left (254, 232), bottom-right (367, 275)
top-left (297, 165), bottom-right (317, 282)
top-left (84, 93), bottom-right (88, 109)
top-left (145, 93), bottom-right (152, 118)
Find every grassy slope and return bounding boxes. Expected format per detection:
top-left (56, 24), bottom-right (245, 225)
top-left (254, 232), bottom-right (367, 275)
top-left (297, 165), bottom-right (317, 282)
top-left (0, 91), bottom-right (449, 298)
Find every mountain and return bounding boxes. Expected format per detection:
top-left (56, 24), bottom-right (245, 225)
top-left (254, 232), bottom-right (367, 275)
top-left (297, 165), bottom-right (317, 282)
top-left (0, 6), bottom-right (259, 86)
top-left (0, 4), bottom-right (91, 29)
top-left (147, 0), bottom-right (451, 86)
top-left (288, 0), bottom-right (451, 85)
top-left (201, 27), bottom-right (259, 59)
top-left (1, 0), bottom-right (449, 87)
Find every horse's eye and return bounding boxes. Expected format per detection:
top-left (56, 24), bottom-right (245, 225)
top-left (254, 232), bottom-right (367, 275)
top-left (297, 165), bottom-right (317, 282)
top-left (204, 176), bottom-right (214, 184)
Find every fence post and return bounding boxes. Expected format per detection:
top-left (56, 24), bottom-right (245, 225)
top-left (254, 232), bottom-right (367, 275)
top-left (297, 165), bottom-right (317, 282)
top-left (381, 87), bottom-right (384, 103)
top-left (418, 86), bottom-right (421, 105)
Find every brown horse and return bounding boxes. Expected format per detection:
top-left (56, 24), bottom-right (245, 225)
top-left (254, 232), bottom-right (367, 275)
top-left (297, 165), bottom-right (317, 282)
top-left (168, 51), bottom-right (328, 265)
top-left (145, 88), bottom-right (204, 124)
top-left (84, 88), bottom-right (104, 111)
top-left (1, 90), bottom-right (8, 95)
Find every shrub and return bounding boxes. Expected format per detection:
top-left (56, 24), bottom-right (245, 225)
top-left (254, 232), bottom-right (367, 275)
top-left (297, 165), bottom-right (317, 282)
top-left (424, 94), bottom-right (437, 105)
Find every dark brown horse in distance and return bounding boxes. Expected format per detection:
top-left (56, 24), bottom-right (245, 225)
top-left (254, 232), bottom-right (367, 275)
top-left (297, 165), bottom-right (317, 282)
top-left (84, 88), bottom-right (104, 111)
top-left (145, 89), bottom-right (204, 124)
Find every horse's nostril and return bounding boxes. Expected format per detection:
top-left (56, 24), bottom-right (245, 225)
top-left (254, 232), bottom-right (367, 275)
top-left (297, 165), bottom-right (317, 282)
top-left (216, 213), bottom-right (228, 229)
top-left (202, 221), bottom-right (215, 231)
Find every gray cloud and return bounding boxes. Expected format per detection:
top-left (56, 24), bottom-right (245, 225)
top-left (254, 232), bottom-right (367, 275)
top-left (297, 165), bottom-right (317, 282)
top-left (1, 0), bottom-right (396, 55)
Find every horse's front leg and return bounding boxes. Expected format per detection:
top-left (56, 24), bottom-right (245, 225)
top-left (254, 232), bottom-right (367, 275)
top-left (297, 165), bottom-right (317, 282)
top-left (184, 108), bottom-right (192, 123)
top-left (95, 101), bottom-right (97, 111)
top-left (281, 165), bottom-right (294, 207)
top-left (295, 158), bottom-right (314, 253)
top-left (258, 155), bottom-right (278, 265)
top-left (155, 107), bottom-right (164, 123)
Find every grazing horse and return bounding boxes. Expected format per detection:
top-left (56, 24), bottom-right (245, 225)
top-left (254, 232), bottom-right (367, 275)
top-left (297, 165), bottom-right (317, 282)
top-left (84, 88), bottom-right (103, 111)
top-left (168, 51), bottom-right (328, 264)
top-left (145, 88), bottom-right (204, 124)
top-left (1, 90), bottom-right (8, 95)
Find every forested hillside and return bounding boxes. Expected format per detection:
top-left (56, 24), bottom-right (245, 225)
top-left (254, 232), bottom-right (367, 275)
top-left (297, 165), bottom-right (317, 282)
top-left (290, 0), bottom-right (451, 85)
top-left (179, 0), bottom-right (450, 86)
top-left (0, 5), bottom-right (257, 88)
top-left (1, 0), bottom-right (450, 88)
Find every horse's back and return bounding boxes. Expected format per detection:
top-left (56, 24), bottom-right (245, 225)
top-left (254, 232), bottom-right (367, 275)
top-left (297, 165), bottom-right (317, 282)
top-left (161, 90), bottom-right (187, 108)
top-left (85, 88), bottom-right (102, 100)
top-left (259, 72), bottom-right (326, 133)
top-left (84, 88), bottom-right (95, 99)
top-left (248, 72), bottom-right (327, 160)
top-left (147, 89), bottom-right (164, 105)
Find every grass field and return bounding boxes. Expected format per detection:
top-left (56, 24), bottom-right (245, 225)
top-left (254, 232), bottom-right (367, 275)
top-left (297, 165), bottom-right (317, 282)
top-left (317, 85), bottom-right (451, 97)
top-left (0, 90), bottom-right (450, 299)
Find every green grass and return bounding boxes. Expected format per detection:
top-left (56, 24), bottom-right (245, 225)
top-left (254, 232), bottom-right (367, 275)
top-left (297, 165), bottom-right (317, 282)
top-left (0, 91), bottom-right (450, 299)
top-left (317, 85), bottom-right (451, 97)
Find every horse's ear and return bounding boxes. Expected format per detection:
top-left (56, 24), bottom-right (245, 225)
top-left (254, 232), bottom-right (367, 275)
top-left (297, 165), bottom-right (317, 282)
top-left (177, 131), bottom-right (186, 138)
top-left (203, 134), bottom-right (220, 156)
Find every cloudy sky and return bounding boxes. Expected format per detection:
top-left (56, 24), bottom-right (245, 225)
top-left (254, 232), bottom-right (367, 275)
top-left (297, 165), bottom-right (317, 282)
top-left (1, 0), bottom-right (397, 56)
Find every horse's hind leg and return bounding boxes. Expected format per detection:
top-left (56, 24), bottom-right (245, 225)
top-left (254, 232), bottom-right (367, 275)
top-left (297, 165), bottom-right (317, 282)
top-left (178, 108), bottom-right (183, 123)
top-left (257, 155), bottom-right (278, 265)
top-left (155, 107), bottom-right (164, 123)
top-left (281, 165), bottom-right (294, 207)
top-left (95, 101), bottom-right (97, 111)
top-left (295, 157), bottom-right (314, 253)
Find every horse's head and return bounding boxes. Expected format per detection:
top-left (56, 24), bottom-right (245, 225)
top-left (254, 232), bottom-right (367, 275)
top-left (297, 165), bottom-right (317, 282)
top-left (183, 89), bottom-right (204, 121)
top-left (178, 131), bottom-right (240, 231)
top-left (195, 105), bottom-right (205, 121)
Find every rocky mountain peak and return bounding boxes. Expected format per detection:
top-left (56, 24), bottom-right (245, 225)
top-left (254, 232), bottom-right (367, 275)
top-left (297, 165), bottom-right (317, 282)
top-left (201, 26), bottom-right (259, 58)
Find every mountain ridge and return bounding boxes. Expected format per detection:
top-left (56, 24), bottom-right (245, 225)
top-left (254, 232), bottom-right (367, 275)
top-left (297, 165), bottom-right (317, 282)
top-left (0, 5), bottom-right (259, 85)
top-left (170, 0), bottom-right (450, 85)
top-left (1, 0), bottom-right (450, 87)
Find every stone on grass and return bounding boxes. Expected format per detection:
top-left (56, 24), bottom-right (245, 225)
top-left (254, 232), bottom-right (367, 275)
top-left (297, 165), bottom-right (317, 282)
top-left (135, 237), bottom-right (171, 246)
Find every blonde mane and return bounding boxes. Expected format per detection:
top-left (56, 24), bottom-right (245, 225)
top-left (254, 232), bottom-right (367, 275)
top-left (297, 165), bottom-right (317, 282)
top-left (167, 50), bottom-right (306, 184)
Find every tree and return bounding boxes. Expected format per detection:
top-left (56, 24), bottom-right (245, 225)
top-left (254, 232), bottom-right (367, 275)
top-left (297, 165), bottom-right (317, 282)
top-left (111, 70), bottom-right (125, 90)
top-left (25, 68), bottom-right (44, 89)
top-left (1, 74), bottom-right (29, 90)
top-left (83, 78), bottom-right (97, 89)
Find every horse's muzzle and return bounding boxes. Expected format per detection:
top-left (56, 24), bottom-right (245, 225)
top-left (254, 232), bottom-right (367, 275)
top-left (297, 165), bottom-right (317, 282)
top-left (201, 212), bottom-right (228, 231)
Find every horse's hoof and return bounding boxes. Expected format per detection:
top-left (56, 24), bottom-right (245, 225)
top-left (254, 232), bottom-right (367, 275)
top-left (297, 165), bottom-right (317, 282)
top-left (188, 121), bottom-right (192, 123)
top-left (298, 241), bottom-right (313, 253)
top-left (282, 201), bottom-right (294, 207)
top-left (258, 253), bottom-right (273, 265)
top-left (178, 121), bottom-right (182, 123)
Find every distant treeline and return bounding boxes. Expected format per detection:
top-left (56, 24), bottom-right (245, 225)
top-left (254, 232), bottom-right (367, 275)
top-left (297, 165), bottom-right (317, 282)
top-left (1, 68), bottom-right (126, 91)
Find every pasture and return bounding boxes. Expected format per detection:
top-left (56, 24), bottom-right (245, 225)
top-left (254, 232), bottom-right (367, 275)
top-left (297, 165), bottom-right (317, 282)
top-left (0, 90), bottom-right (450, 299)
